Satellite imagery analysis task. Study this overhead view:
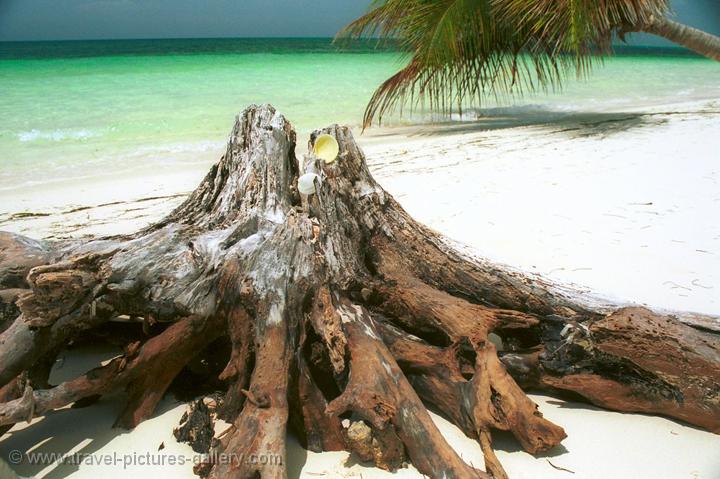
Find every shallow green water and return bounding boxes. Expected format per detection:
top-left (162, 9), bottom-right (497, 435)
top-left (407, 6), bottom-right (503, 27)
top-left (0, 38), bottom-right (718, 193)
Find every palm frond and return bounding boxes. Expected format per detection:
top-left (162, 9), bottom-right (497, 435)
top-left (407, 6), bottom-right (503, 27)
top-left (336, 0), bottom-right (670, 127)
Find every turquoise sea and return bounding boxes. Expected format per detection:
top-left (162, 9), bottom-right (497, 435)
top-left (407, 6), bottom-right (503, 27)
top-left (1, 38), bottom-right (719, 193)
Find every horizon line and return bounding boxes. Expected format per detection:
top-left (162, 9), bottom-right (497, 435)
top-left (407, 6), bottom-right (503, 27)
top-left (0, 35), bottom-right (688, 50)
top-left (0, 35), bottom-right (348, 43)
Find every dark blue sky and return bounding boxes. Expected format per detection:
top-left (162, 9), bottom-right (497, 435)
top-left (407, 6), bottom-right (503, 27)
top-left (0, 0), bottom-right (718, 44)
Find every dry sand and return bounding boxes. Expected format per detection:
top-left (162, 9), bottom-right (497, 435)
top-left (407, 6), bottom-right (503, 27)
top-left (1, 98), bottom-right (719, 478)
top-left (1, 344), bottom-right (719, 479)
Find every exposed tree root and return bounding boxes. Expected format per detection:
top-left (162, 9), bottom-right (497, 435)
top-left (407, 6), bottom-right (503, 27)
top-left (0, 105), bottom-right (718, 479)
top-left (174, 399), bottom-right (215, 454)
top-left (327, 295), bottom-right (487, 478)
top-left (0, 314), bottom-right (222, 428)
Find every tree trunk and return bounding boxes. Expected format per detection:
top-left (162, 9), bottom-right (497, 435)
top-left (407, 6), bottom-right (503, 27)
top-left (638, 15), bottom-right (720, 61)
top-left (0, 104), bottom-right (718, 479)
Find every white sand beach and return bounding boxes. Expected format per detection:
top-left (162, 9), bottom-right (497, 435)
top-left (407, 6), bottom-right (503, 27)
top-left (1, 98), bottom-right (720, 478)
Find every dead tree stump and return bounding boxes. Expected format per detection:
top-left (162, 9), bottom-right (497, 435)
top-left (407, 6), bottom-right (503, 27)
top-left (0, 105), bottom-right (718, 479)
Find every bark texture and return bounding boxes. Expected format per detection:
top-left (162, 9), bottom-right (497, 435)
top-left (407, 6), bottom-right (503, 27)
top-left (0, 104), bottom-right (718, 479)
top-left (635, 15), bottom-right (720, 61)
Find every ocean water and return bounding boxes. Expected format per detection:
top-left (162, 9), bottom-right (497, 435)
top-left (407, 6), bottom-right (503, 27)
top-left (0, 38), bottom-right (718, 193)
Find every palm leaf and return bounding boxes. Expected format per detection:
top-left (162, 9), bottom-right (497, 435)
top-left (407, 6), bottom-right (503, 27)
top-left (337, 0), bottom-right (670, 127)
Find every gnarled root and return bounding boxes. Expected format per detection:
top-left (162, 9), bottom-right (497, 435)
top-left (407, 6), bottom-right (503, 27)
top-left (0, 314), bottom-right (222, 428)
top-left (326, 295), bottom-right (487, 478)
top-left (372, 276), bottom-right (565, 478)
top-left (1, 105), bottom-right (718, 479)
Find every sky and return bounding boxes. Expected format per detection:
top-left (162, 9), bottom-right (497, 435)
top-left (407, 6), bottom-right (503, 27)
top-left (0, 0), bottom-right (718, 44)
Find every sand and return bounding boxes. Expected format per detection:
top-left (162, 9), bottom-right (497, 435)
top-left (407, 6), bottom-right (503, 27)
top-left (1, 344), bottom-right (719, 479)
top-left (1, 98), bottom-right (719, 478)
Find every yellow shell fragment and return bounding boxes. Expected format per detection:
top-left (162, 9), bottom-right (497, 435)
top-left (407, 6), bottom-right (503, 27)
top-left (314, 134), bottom-right (339, 164)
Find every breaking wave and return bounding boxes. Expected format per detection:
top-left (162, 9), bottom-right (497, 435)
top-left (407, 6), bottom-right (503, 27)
top-left (17, 128), bottom-right (101, 142)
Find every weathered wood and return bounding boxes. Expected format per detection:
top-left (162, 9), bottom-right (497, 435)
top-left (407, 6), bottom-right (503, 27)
top-left (0, 314), bottom-right (222, 428)
top-left (174, 399), bottom-right (215, 453)
top-left (0, 233), bottom-right (53, 290)
top-left (500, 307), bottom-right (720, 434)
top-left (0, 104), bottom-right (718, 479)
top-left (325, 295), bottom-right (488, 478)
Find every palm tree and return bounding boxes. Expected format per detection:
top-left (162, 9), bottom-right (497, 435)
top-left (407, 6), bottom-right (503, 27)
top-left (338, 0), bottom-right (720, 127)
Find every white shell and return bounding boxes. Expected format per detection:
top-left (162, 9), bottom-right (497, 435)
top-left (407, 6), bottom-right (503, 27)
top-left (298, 173), bottom-right (320, 195)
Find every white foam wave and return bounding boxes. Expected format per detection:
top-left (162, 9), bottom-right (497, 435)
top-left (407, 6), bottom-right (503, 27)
top-left (17, 129), bottom-right (101, 142)
top-left (132, 140), bottom-right (226, 155)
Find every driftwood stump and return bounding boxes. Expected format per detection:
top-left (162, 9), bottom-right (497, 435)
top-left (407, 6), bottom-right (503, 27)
top-left (0, 105), bottom-right (718, 479)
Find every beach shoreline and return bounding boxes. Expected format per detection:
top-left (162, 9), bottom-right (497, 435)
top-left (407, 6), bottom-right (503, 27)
top-left (1, 5), bottom-right (720, 476)
top-left (0, 99), bottom-right (720, 479)
top-left (2, 97), bottom-right (719, 317)
top-left (1, 97), bottom-right (720, 478)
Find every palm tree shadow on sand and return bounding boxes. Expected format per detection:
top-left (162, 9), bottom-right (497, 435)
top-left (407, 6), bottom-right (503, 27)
top-left (371, 109), bottom-right (663, 141)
